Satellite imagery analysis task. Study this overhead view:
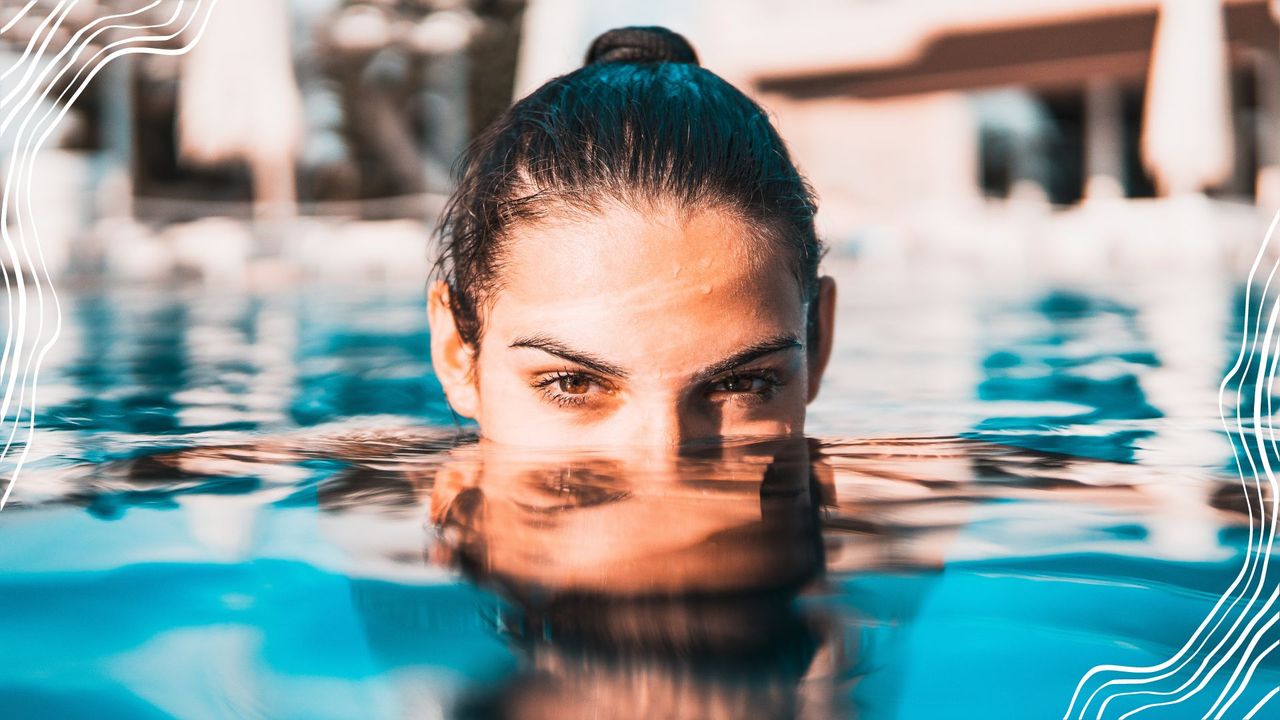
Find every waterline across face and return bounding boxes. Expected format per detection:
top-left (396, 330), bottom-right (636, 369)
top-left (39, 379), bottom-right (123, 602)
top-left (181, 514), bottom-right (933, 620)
top-left (429, 202), bottom-right (836, 448)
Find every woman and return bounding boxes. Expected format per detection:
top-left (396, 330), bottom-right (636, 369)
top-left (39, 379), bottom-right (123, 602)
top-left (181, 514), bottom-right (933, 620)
top-left (427, 26), bottom-right (837, 448)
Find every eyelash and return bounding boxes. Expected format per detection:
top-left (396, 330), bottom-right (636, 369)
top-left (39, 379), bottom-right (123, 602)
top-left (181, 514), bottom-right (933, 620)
top-left (707, 369), bottom-right (785, 402)
top-left (531, 368), bottom-right (786, 408)
top-left (533, 370), bottom-right (610, 408)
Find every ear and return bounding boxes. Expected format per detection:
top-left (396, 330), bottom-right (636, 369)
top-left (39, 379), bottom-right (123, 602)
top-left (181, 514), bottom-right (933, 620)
top-left (428, 456), bottom-right (485, 567)
top-left (428, 452), bottom-right (482, 525)
top-left (428, 280), bottom-right (480, 420)
top-left (806, 276), bottom-right (837, 403)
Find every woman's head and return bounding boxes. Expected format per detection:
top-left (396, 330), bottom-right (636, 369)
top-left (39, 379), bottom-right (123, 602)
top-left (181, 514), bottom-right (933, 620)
top-left (429, 26), bottom-right (836, 447)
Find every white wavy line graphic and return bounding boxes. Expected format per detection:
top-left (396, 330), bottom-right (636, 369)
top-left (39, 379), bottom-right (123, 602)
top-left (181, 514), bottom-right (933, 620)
top-left (1, 1), bottom-right (44, 37)
top-left (0, 0), bottom-right (219, 511)
top-left (1244, 685), bottom-right (1280, 719)
top-left (1064, 210), bottom-right (1280, 718)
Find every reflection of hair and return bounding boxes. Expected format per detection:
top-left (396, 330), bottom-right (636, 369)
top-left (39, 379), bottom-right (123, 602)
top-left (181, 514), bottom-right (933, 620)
top-left (452, 599), bottom-right (823, 720)
top-left (428, 445), bottom-right (833, 718)
top-left (433, 25), bottom-right (824, 348)
top-left (453, 510), bottom-right (825, 720)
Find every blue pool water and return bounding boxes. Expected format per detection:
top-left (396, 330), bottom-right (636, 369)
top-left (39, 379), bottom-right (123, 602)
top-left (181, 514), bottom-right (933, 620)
top-left (2, 258), bottom-right (1278, 719)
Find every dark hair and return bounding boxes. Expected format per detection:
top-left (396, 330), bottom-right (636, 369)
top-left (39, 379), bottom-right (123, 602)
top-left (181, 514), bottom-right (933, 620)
top-left (433, 26), bottom-right (823, 348)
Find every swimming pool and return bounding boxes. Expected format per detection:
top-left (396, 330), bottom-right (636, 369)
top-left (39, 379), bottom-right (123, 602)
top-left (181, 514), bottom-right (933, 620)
top-left (1, 253), bottom-right (1275, 719)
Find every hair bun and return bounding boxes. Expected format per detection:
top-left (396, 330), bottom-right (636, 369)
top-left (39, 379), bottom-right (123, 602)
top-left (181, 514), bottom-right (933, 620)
top-left (584, 26), bottom-right (699, 66)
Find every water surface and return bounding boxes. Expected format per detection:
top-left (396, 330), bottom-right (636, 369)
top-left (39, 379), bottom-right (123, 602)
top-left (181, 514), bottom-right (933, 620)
top-left (1, 262), bottom-right (1273, 719)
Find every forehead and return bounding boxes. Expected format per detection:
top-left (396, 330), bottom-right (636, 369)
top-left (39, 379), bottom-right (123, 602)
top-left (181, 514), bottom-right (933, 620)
top-left (486, 203), bottom-right (804, 362)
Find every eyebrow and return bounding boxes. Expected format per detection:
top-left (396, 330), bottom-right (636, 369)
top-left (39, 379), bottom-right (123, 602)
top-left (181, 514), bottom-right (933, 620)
top-left (509, 333), bottom-right (803, 383)
top-left (690, 335), bottom-right (803, 383)
top-left (510, 334), bottom-right (631, 378)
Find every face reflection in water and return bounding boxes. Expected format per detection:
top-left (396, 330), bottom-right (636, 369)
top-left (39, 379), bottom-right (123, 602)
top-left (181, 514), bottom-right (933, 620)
top-left (35, 419), bottom-right (1217, 718)
top-left (428, 203), bottom-right (837, 447)
top-left (428, 438), bottom-right (844, 719)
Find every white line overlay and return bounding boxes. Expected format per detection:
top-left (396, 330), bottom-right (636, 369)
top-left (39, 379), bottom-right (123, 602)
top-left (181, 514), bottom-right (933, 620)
top-left (0, 0), bottom-right (218, 511)
top-left (1065, 210), bottom-right (1280, 718)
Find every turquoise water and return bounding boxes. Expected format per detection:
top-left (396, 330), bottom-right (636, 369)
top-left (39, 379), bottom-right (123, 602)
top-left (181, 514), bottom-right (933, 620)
top-left (2, 267), bottom-right (1277, 719)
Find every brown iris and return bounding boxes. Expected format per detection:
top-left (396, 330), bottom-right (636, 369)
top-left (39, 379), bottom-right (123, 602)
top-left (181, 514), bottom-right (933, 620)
top-left (558, 375), bottom-right (592, 395)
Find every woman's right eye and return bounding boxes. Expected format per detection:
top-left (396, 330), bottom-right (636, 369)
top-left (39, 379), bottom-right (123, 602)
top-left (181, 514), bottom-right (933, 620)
top-left (533, 371), bottom-right (611, 408)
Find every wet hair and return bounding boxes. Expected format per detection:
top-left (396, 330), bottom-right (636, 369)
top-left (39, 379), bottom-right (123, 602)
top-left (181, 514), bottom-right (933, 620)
top-left (433, 25), bottom-right (823, 348)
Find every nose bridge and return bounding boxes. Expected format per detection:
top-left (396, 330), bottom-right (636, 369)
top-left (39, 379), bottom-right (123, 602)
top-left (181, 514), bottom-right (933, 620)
top-left (629, 391), bottom-right (689, 448)
top-left (645, 396), bottom-right (687, 446)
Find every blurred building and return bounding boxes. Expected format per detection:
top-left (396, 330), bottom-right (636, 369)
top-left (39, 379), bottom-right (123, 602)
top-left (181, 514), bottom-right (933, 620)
top-left (740, 0), bottom-right (1274, 208)
top-left (518, 0), bottom-right (1280, 237)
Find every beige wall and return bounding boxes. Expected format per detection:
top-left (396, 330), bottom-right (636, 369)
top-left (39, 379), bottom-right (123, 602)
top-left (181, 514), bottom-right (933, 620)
top-left (760, 92), bottom-right (981, 238)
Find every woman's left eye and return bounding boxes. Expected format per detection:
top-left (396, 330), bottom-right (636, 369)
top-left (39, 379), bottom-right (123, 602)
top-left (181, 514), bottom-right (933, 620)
top-left (709, 371), bottom-right (780, 396)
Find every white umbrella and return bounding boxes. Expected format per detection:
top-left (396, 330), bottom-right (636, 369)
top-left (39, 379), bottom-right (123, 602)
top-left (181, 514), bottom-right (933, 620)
top-left (176, 0), bottom-right (302, 213)
top-left (1141, 0), bottom-right (1234, 196)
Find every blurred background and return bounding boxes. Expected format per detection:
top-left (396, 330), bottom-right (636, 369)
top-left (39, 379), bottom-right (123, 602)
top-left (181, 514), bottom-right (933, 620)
top-left (7, 0), bottom-right (1280, 286)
